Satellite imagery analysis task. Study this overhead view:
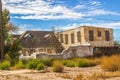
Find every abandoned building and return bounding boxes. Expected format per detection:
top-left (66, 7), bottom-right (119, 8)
top-left (17, 26), bottom-right (114, 58)
top-left (56, 26), bottom-right (113, 48)
top-left (19, 31), bottom-right (63, 56)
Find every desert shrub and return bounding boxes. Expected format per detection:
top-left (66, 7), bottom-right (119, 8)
top-left (90, 58), bottom-right (101, 65)
top-left (88, 60), bottom-right (98, 67)
top-left (66, 62), bottom-right (75, 67)
top-left (20, 59), bottom-right (28, 64)
top-left (63, 60), bottom-right (75, 67)
top-left (77, 59), bottom-right (89, 67)
top-left (36, 63), bottom-right (45, 70)
top-left (13, 60), bottom-right (25, 69)
top-left (77, 58), bottom-right (96, 67)
top-left (53, 60), bottom-right (64, 72)
top-left (62, 60), bottom-right (68, 66)
top-left (0, 61), bottom-right (10, 70)
top-left (40, 58), bottom-right (53, 66)
top-left (26, 59), bottom-right (40, 69)
top-left (101, 55), bottom-right (120, 71)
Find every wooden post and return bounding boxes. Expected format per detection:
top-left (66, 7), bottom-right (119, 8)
top-left (0, 0), bottom-right (4, 61)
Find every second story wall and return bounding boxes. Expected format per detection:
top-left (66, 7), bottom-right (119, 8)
top-left (84, 26), bottom-right (113, 47)
top-left (56, 27), bottom-right (85, 48)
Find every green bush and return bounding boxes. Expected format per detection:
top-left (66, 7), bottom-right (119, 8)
top-left (77, 58), bottom-right (97, 67)
top-left (53, 60), bottom-right (64, 72)
top-left (62, 60), bottom-right (68, 66)
top-left (77, 59), bottom-right (90, 67)
top-left (13, 60), bottom-right (25, 69)
top-left (62, 60), bottom-right (75, 67)
top-left (40, 58), bottom-right (53, 66)
top-left (66, 61), bottom-right (75, 67)
top-left (36, 63), bottom-right (45, 70)
top-left (21, 59), bottom-right (28, 64)
top-left (0, 61), bottom-right (10, 70)
top-left (26, 59), bottom-right (39, 69)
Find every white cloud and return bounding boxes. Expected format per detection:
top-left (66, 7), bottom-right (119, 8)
top-left (86, 9), bottom-right (120, 16)
top-left (3, 0), bottom-right (83, 19)
top-left (78, 22), bottom-right (120, 29)
top-left (73, 5), bottom-right (85, 10)
top-left (54, 23), bottom-right (81, 31)
top-left (90, 1), bottom-right (101, 6)
top-left (13, 24), bottom-right (41, 34)
top-left (2, 0), bottom-right (120, 20)
top-left (55, 22), bottom-right (120, 32)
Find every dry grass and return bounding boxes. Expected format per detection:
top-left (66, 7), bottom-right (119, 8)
top-left (0, 75), bottom-right (32, 80)
top-left (74, 73), bottom-right (85, 80)
top-left (74, 71), bottom-right (120, 80)
top-left (90, 71), bottom-right (120, 80)
top-left (12, 60), bottom-right (25, 70)
top-left (89, 57), bottom-right (101, 65)
top-left (52, 60), bottom-right (64, 72)
top-left (58, 73), bottom-right (72, 79)
top-left (0, 65), bottom-right (120, 80)
top-left (101, 55), bottom-right (120, 71)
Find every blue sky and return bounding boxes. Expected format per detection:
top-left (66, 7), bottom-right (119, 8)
top-left (2, 0), bottom-right (120, 41)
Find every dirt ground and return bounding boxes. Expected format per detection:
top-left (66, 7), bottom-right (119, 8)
top-left (0, 66), bottom-right (120, 80)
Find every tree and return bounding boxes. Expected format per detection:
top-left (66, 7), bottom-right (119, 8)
top-left (5, 35), bottom-right (21, 65)
top-left (1, 9), bottom-right (21, 65)
top-left (2, 9), bottom-right (10, 27)
top-left (0, 0), bottom-right (4, 61)
top-left (2, 9), bottom-right (18, 39)
top-left (114, 40), bottom-right (120, 47)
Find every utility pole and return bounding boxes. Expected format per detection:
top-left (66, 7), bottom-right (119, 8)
top-left (0, 0), bottom-right (4, 61)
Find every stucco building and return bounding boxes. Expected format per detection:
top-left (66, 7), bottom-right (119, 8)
top-left (56, 26), bottom-right (113, 48)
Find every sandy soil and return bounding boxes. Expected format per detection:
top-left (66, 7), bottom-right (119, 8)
top-left (0, 66), bottom-right (120, 80)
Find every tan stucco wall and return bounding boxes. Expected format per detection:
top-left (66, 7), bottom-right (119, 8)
top-left (84, 26), bottom-right (113, 47)
top-left (56, 26), bottom-right (114, 48)
top-left (57, 27), bottom-right (86, 48)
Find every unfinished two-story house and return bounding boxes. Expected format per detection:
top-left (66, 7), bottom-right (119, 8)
top-left (55, 26), bottom-right (114, 57)
top-left (56, 26), bottom-right (113, 48)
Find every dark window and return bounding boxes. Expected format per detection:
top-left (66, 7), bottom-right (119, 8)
top-left (60, 34), bottom-right (63, 43)
top-left (77, 31), bottom-right (81, 42)
top-left (98, 31), bottom-right (101, 37)
top-left (65, 34), bottom-right (68, 44)
top-left (105, 31), bottom-right (110, 41)
top-left (89, 30), bottom-right (94, 41)
top-left (71, 33), bottom-right (74, 43)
